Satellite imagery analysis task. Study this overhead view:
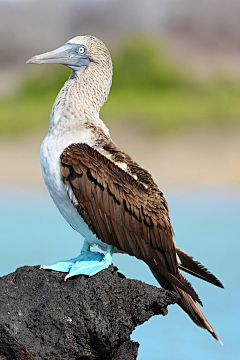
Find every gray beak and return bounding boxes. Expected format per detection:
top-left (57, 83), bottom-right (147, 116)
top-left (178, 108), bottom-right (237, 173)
top-left (26, 43), bottom-right (91, 72)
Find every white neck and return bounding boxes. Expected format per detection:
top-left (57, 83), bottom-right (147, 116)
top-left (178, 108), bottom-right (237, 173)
top-left (48, 60), bottom-right (113, 144)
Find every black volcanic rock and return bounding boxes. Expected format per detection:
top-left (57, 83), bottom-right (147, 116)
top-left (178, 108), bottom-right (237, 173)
top-left (0, 265), bottom-right (178, 360)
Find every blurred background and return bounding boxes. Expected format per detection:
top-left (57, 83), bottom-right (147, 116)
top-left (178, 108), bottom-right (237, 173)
top-left (0, 0), bottom-right (239, 359)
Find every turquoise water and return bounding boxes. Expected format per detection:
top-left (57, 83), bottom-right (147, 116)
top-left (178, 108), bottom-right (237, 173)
top-left (0, 187), bottom-right (239, 359)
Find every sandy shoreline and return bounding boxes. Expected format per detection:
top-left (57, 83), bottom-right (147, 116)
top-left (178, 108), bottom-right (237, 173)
top-left (0, 124), bottom-right (240, 192)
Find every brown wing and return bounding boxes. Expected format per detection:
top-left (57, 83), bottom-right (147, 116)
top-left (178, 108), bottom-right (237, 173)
top-left (60, 143), bottom-right (201, 303)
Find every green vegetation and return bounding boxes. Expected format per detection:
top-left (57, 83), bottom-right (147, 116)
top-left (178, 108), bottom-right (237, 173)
top-left (0, 66), bottom-right (69, 135)
top-left (1, 37), bottom-right (240, 135)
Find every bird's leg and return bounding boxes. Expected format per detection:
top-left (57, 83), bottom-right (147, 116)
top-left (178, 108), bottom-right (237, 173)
top-left (40, 241), bottom-right (113, 279)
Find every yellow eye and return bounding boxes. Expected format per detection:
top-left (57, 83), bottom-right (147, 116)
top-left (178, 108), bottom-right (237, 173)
top-left (79, 47), bottom-right (85, 54)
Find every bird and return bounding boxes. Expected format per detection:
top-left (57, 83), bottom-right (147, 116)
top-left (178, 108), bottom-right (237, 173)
top-left (27, 35), bottom-right (223, 343)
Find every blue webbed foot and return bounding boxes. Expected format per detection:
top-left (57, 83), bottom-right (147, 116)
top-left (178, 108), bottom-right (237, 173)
top-left (65, 251), bottom-right (112, 280)
top-left (41, 242), bottom-right (113, 281)
top-left (41, 259), bottom-right (76, 273)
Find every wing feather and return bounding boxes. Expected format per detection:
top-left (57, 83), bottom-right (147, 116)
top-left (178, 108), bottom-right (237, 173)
top-left (60, 143), bottom-right (201, 302)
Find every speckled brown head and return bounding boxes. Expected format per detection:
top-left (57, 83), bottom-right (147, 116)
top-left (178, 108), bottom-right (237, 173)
top-left (27, 35), bottom-right (113, 112)
top-left (67, 35), bottom-right (112, 71)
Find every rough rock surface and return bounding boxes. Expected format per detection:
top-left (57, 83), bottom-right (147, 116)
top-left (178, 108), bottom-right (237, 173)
top-left (0, 265), bottom-right (178, 360)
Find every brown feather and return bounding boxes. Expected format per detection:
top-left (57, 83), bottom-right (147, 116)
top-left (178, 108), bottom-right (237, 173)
top-left (177, 288), bottom-right (222, 343)
top-left (69, 172), bottom-right (81, 190)
top-left (72, 163), bottom-right (82, 174)
top-left (176, 247), bottom-right (224, 288)
top-left (111, 219), bottom-right (126, 252)
top-left (60, 142), bottom-right (223, 341)
top-left (124, 228), bottom-right (141, 259)
top-left (61, 164), bottom-right (71, 178)
top-left (105, 216), bottom-right (118, 248)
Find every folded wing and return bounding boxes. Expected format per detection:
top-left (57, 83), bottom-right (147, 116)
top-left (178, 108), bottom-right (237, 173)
top-left (60, 143), bottom-right (201, 303)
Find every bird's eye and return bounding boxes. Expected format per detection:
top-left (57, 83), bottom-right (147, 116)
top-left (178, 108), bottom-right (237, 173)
top-left (78, 47), bottom-right (85, 54)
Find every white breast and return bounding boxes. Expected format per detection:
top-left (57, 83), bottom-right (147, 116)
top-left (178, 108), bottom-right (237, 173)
top-left (40, 128), bottom-right (110, 251)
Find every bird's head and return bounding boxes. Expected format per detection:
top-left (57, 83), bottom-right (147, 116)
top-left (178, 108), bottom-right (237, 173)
top-left (26, 35), bottom-right (112, 74)
top-left (27, 36), bottom-right (113, 111)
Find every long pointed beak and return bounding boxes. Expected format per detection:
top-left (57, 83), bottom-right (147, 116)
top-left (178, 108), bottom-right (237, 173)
top-left (26, 44), bottom-right (76, 65)
top-left (26, 43), bottom-right (91, 72)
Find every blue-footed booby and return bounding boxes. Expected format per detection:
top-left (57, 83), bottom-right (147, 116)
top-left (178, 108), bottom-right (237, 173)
top-left (27, 35), bottom-right (223, 342)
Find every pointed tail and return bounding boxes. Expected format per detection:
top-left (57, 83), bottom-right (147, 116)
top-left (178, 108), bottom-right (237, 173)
top-left (177, 287), bottom-right (222, 344)
top-left (176, 247), bottom-right (224, 288)
top-left (150, 268), bottom-right (223, 344)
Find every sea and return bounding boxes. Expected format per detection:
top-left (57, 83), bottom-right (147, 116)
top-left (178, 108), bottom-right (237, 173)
top-left (0, 186), bottom-right (239, 359)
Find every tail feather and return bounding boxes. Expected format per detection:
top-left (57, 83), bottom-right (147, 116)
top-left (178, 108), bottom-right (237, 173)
top-left (176, 247), bottom-right (224, 288)
top-left (150, 260), bottom-right (203, 305)
top-left (177, 288), bottom-right (223, 344)
top-left (150, 268), bottom-right (223, 344)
